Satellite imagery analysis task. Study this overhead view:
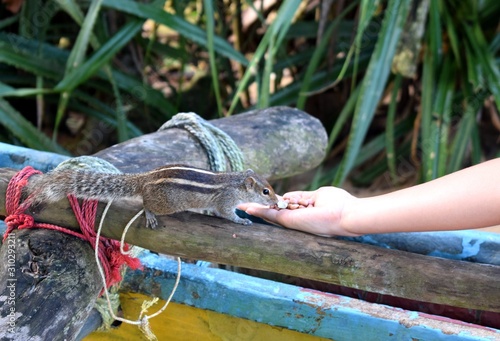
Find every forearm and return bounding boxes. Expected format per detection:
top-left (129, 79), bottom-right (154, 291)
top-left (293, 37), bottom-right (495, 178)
top-left (342, 159), bottom-right (500, 235)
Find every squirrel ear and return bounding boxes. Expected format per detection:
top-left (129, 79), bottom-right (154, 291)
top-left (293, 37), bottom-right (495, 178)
top-left (244, 175), bottom-right (256, 190)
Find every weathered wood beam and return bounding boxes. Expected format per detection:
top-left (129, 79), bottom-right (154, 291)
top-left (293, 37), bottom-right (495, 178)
top-left (0, 228), bottom-right (101, 340)
top-left (93, 106), bottom-right (327, 178)
top-left (1, 106), bottom-right (327, 339)
top-left (1, 168), bottom-right (499, 313)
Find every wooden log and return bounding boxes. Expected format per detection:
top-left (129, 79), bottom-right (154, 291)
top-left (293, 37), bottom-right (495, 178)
top-left (93, 106), bottom-right (327, 178)
top-left (0, 106), bottom-right (327, 338)
top-left (0, 228), bottom-right (101, 340)
top-left (1, 168), bottom-right (499, 313)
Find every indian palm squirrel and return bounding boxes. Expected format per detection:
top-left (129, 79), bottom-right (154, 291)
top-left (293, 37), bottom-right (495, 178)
top-left (26, 165), bottom-right (279, 228)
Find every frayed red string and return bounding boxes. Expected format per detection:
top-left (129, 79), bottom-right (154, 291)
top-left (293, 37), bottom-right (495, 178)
top-left (3, 166), bottom-right (141, 290)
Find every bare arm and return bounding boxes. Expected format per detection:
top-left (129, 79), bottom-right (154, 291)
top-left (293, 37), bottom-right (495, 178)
top-left (239, 158), bottom-right (500, 236)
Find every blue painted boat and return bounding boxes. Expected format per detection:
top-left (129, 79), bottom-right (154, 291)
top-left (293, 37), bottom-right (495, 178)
top-left (112, 251), bottom-right (499, 340)
top-left (1, 142), bottom-right (499, 340)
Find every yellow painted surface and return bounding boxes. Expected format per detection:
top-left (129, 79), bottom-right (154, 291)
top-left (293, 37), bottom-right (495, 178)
top-left (85, 292), bottom-right (331, 341)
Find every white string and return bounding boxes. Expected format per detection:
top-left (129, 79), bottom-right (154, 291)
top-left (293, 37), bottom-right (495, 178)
top-left (120, 209), bottom-right (144, 255)
top-left (93, 201), bottom-right (182, 334)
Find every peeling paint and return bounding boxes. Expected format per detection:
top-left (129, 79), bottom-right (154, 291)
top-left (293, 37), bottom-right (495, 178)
top-left (122, 252), bottom-right (500, 341)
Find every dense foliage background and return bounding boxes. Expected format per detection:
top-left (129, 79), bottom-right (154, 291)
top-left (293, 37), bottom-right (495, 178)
top-left (1, 0), bottom-right (499, 190)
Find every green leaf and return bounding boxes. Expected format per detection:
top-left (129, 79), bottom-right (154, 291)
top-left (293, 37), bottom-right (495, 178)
top-left (385, 73), bottom-right (403, 184)
top-left (54, 20), bottom-right (143, 91)
top-left (0, 37), bottom-right (61, 79)
top-left (203, 0), bottom-right (223, 116)
top-left (69, 97), bottom-right (142, 137)
top-left (0, 14), bottom-right (19, 30)
top-left (0, 33), bottom-right (175, 117)
top-left (259, 0), bottom-right (301, 108)
top-left (447, 88), bottom-right (488, 173)
top-left (333, 0), bottom-right (412, 185)
top-left (54, 0), bottom-right (104, 138)
top-left (420, 47), bottom-right (435, 181)
top-left (102, 0), bottom-right (247, 66)
top-left (296, 1), bottom-right (358, 109)
top-left (63, 0), bottom-right (103, 74)
top-left (335, 0), bottom-right (378, 87)
top-left (227, 0), bottom-right (302, 115)
top-left (319, 115), bottom-right (413, 188)
top-left (0, 97), bottom-right (68, 154)
top-left (435, 59), bottom-right (455, 178)
top-left (267, 51), bottom-right (371, 107)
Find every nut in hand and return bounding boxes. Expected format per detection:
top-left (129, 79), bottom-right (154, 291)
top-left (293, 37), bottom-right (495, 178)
top-left (277, 200), bottom-right (288, 209)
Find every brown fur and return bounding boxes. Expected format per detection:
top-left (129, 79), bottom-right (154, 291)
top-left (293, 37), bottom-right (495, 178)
top-left (28, 165), bottom-right (278, 228)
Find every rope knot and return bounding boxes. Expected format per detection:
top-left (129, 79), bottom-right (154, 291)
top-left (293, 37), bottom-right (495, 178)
top-left (5, 213), bottom-right (35, 230)
top-left (158, 112), bottom-right (244, 172)
top-left (3, 166), bottom-right (141, 289)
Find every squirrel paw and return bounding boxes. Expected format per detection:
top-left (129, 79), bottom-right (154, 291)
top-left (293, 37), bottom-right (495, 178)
top-left (145, 210), bottom-right (158, 229)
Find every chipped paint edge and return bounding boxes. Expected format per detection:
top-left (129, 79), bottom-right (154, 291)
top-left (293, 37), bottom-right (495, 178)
top-left (122, 251), bottom-right (500, 341)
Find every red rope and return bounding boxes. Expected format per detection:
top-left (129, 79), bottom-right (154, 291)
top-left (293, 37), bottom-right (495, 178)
top-left (3, 166), bottom-right (141, 289)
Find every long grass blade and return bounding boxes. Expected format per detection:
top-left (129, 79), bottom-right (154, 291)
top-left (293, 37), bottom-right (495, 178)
top-left (333, 0), bottom-right (411, 185)
top-left (64, 0), bottom-right (103, 74)
top-left (0, 14), bottom-right (19, 30)
top-left (53, 20), bottom-right (141, 140)
top-left (203, 0), bottom-right (223, 116)
top-left (0, 32), bottom-right (175, 118)
top-left (327, 84), bottom-right (361, 153)
top-left (420, 49), bottom-right (436, 181)
top-left (102, 0), bottom-right (247, 66)
top-left (464, 20), bottom-right (500, 111)
top-left (57, 0), bottom-right (130, 140)
top-left (53, 0), bottom-right (103, 139)
top-left (385, 73), bottom-right (402, 184)
top-left (435, 58), bottom-right (455, 177)
top-left (258, 35), bottom-right (275, 109)
top-left (55, 0), bottom-right (101, 48)
top-left (447, 87), bottom-right (488, 173)
top-left (227, 0), bottom-right (301, 115)
top-left (257, 0), bottom-right (302, 110)
top-left (334, 0), bottom-right (378, 87)
top-left (320, 115), bottom-right (413, 188)
top-left (54, 20), bottom-right (142, 91)
top-left (296, 1), bottom-right (358, 109)
top-left (0, 97), bottom-right (68, 154)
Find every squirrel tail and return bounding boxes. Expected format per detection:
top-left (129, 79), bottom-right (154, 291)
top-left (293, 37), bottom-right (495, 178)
top-left (26, 170), bottom-right (141, 204)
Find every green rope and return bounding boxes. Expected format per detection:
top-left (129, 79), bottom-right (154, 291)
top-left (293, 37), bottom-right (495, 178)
top-left (158, 112), bottom-right (244, 172)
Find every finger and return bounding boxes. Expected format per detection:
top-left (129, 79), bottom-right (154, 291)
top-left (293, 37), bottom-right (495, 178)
top-left (244, 205), bottom-right (310, 230)
top-left (283, 191), bottom-right (315, 206)
top-left (246, 206), bottom-right (339, 237)
top-left (237, 202), bottom-right (269, 211)
top-left (244, 205), bottom-right (282, 223)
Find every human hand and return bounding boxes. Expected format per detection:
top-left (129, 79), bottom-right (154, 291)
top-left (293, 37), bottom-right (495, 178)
top-left (238, 187), bottom-right (360, 237)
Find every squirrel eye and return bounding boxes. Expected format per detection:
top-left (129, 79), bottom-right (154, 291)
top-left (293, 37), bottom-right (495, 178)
top-left (263, 188), bottom-right (270, 195)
